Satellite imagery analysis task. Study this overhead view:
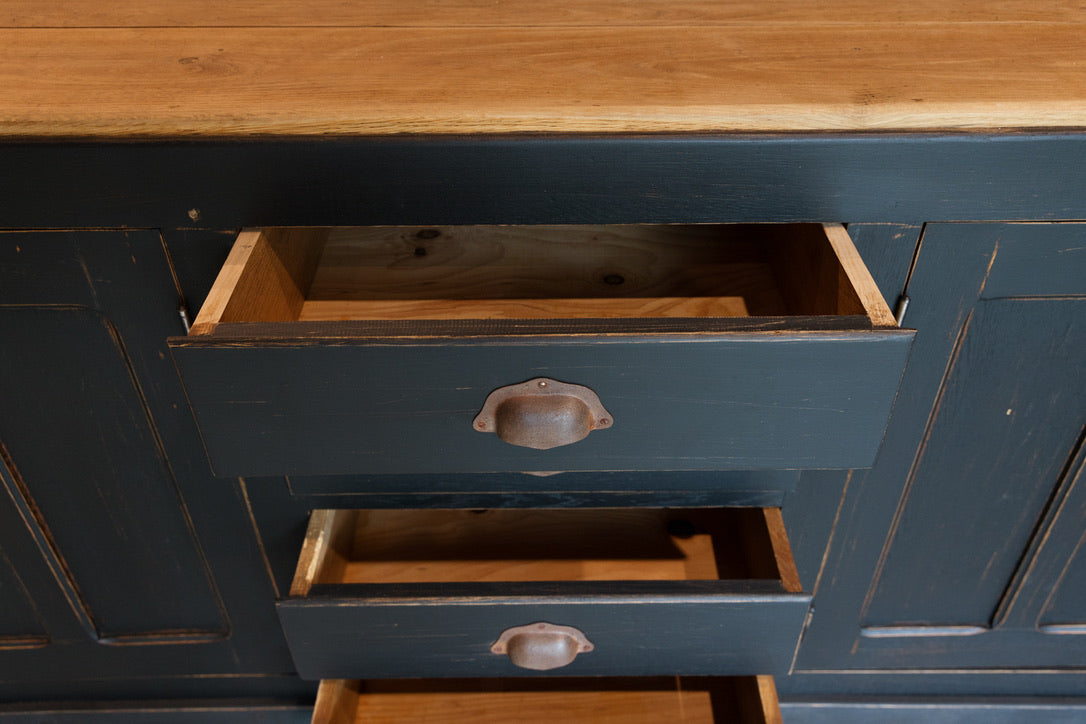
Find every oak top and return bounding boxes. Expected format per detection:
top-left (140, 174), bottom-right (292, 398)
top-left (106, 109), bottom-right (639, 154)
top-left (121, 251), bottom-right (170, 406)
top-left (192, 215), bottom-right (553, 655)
top-left (2, 0), bottom-right (1084, 137)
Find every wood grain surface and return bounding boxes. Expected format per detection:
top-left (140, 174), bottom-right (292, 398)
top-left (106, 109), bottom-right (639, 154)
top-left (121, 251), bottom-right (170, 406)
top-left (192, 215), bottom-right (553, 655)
top-left (331, 509), bottom-right (724, 584)
top-left (8, 1), bottom-right (1081, 27)
top-left (324, 677), bottom-right (776, 723)
top-left (190, 227), bottom-right (327, 334)
top-left (1, 1), bottom-right (1082, 136)
top-left (350, 686), bottom-right (717, 723)
top-left (193, 223), bottom-right (886, 325)
top-left (306, 224), bottom-right (788, 316)
top-left (290, 507), bottom-right (800, 586)
top-left (298, 296), bottom-right (751, 321)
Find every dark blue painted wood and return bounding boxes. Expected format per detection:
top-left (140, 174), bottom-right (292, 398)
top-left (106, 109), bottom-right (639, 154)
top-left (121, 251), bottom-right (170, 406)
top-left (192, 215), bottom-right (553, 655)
top-left (0, 306), bottom-right (226, 638)
top-left (278, 586), bottom-right (810, 680)
top-left (780, 699), bottom-right (1086, 723)
top-left (0, 703), bottom-right (311, 722)
top-left (782, 671), bottom-right (1086, 699)
top-left (0, 543), bottom-right (47, 644)
top-left (0, 133), bottom-right (1083, 707)
top-left (783, 222), bottom-right (1086, 687)
top-left (1020, 434), bottom-right (1086, 631)
top-left (159, 228), bottom-right (240, 319)
top-left (862, 298), bottom-right (1086, 629)
top-left (0, 231), bottom-right (298, 690)
top-left (171, 331), bottom-right (912, 477)
top-left (782, 224), bottom-right (922, 590)
top-left (2, 135), bottom-right (1086, 228)
top-left (980, 223), bottom-right (1086, 299)
top-left (0, 677), bottom-right (315, 706)
top-left (0, 454), bottom-right (92, 647)
top-left (283, 470), bottom-right (797, 508)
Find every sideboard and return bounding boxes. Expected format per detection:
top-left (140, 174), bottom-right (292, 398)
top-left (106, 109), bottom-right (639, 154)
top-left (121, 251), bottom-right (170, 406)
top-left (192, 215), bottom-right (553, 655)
top-left (1, 3), bottom-right (1084, 721)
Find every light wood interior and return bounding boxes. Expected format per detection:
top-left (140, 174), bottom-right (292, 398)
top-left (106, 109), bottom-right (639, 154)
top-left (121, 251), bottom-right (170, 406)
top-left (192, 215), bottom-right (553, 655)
top-left (313, 676), bottom-right (779, 723)
top-left (299, 296), bottom-right (751, 322)
top-left (196, 224), bottom-right (888, 332)
top-left (290, 508), bottom-right (798, 594)
top-left (189, 227), bottom-right (328, 335)
top-left (11, 1), bottom-right (1079, 28)
top-left (3, 1), bottom-right (1084, 136)
top-left (822, 224), bottom-right (898, 327)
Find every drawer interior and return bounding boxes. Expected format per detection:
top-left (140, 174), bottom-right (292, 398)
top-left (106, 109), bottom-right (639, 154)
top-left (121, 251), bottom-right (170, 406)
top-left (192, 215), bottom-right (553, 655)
top-left (313, 676), bottom-right (781, 723)
top-left (191, 223), bottom-right (895, 335)
top-left (290, 508), bottom-right (802, 594)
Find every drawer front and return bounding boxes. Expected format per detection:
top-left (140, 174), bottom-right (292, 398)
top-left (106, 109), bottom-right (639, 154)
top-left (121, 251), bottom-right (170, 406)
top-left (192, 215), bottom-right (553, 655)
top-left (172, 333), bottom-right (910, 477)
top-left (279, 588), bottom-right (809, 680)
top-left (170, 222), bottom-right (912, 478)
top-left (277, 508), bottom-right (811, 681)
top-left (312, 676), bottom-right (782, 724)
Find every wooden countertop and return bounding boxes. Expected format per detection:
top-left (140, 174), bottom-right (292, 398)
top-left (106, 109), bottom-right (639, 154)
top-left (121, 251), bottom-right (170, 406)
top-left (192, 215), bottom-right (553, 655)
top-left (2, 0), bottom-right (1084, 137)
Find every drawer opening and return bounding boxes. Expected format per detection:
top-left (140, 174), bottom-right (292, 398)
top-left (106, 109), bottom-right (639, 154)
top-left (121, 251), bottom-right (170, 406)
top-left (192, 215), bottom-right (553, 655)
top-left (290, 508), bottom-right (802, 595)
top-left (313, 676), bottom-right (781, 724)
top-left (278, 507), bottom-right (810, 680)
top-left (190, 223), bottom-right (895, 335)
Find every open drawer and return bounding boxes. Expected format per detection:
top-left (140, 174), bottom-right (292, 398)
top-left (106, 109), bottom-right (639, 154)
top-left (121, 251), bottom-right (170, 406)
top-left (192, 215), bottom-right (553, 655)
top-left (169, 223), bottom-right (913, 477)
top-left (310, 676), bottom-right (783, 723)
top-left (276, 507), bottom-right (811, 680)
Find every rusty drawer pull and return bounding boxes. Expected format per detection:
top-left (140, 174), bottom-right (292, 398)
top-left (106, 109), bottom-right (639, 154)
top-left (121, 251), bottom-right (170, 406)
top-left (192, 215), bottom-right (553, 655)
top-left (491, 622), bottom-right (595, 671)
top-left (473, 378), bottom-right (612, 450)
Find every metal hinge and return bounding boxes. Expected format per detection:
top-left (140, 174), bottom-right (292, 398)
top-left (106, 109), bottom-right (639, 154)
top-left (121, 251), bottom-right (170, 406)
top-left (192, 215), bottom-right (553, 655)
top-left (177, 301), bottom-right (192, 333)
top-left (893, 294), bottom-right (910, 327)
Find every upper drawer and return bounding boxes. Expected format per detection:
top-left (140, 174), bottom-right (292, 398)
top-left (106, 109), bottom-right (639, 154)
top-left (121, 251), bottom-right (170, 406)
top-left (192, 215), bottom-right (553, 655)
top-left (169, 223), bottom-right (913, 477)
top-left (277, 507), bottom-right (810, 680)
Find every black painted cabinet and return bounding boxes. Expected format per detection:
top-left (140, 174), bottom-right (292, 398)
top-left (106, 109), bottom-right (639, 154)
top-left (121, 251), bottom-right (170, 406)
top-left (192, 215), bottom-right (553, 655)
top-left (0, 231), bottom-right (302, 702)
top-left (1, 137), bottom-right (1085, 719)
top-left (784, 223), bottom-right (1086, 692)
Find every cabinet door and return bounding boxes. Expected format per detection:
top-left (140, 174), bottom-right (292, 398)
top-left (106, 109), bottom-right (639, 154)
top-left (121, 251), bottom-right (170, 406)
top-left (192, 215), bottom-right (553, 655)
top-left (0, 231), bottom-right (295, 697)
top-left (792, 223), bottom-right (1086, 671)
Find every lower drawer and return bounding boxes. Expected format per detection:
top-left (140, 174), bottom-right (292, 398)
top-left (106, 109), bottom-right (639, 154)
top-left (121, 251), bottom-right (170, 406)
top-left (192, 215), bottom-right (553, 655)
top-left (277, 507), bottom-right (810, 679)
top-left (313, 676), bottom-right (782, 724)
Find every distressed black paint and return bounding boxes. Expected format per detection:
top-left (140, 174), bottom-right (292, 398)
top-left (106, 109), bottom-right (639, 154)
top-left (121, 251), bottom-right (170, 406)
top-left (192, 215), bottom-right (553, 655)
top-left (278, 585), bottom-right (810, 680)
top-left (0, 135), bottom-right (1085, 229)
top-left (171, 332), bottom-right (912, 477)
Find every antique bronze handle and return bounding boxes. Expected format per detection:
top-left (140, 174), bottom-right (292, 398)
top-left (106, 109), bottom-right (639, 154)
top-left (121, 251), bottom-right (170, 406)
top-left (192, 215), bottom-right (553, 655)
top-left (473, 378), bottom-right (612, 450)
top-left (490, 622), bottom-right (595, 671)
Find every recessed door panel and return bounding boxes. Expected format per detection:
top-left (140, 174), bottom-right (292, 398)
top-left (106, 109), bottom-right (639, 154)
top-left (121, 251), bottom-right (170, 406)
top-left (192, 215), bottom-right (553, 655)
top-left (0, 306), bottom-right (226, 639)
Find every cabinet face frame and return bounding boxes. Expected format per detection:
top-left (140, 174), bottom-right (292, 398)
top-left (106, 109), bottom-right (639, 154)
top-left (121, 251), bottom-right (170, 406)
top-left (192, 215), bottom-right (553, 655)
top-left (0, 230), bottom-right (299, 694)
top-left (3, 135), bottom-right (1085, 702)
top-left (3, 135), bottom-right (1086, 229)
top-left (792, 222), bottom-right (1086, 676)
